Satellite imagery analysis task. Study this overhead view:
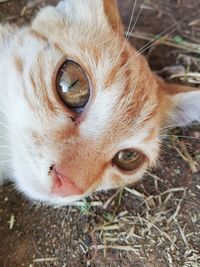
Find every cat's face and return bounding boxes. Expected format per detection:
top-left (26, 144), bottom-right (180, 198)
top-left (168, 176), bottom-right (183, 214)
top-left (5, 0), bottom-right (200, 205)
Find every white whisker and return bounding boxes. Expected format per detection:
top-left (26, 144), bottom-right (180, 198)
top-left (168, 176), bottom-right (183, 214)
top-left (0, 136), bottom-right (9, 141)
top-left (161, 134), bottom-right (200, 141)
top-left (0, 105), bottom-right (10, 120)
top-left (114, 0), bottom-right (120, 35)
top-left (0, 160), bottom-right (12, 163)
top-left (114, 0), bottom-right (138, 65)
top-left (0, 121), bottom-right (9, 130)
top-left (125, 26), bottom-right (178, 68)
top-left (126, 1), bottom-right (145, 42)
top-left (0, 145), bottom-right (11, 149)
top-left (125, 0), bottom-right (138, 40)
top-left (124, 14), bottom-right (192, 68)
top-left (160, 124), bottom-right (181, 131)
top-left (160, 122), bottom-right (200, 131)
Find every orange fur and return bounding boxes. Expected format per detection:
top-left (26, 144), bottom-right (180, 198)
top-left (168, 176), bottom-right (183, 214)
top-left (103, 0), bottom-right (124, 36)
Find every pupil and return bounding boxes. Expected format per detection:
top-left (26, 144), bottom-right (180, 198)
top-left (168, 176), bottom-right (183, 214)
top-left (68, 79), bottom-right (79, 89)
top-left (60, 78), bottom-right (80, 93)
top-left (125, 152), bottom-right (133, 160)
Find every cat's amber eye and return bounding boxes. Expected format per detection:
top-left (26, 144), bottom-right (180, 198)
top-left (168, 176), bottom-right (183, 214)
top-left (56, 60), bottom-right (90, 110)
top-left (113, 149), bottom-right (145, 172)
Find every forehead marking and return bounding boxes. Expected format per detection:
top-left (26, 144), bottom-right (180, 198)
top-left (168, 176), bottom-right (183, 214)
top-left (14, 55), bottom-right (24, 74)
top-left (30, 29), bottom-right (48, 43)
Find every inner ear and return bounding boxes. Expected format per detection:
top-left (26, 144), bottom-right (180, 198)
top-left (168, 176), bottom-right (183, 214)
top-left (103, 0), bottom-right (124, 36)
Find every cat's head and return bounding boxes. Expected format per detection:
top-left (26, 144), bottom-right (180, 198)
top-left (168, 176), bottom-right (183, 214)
top-left (6, 0), bottom-right (200, 205)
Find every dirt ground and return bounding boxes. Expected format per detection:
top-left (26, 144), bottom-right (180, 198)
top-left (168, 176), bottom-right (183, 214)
top-left (0, 0), bottom-right (200, 266)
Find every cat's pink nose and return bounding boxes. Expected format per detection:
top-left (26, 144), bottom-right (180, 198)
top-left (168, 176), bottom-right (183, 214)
top-left (51, 165), bottom-right (83, 197)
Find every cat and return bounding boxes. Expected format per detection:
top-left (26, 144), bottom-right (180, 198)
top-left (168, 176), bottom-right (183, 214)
top-left (0, 0), bottom-right (199, 206)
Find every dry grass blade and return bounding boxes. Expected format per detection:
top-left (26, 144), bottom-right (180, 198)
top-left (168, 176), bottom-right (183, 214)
top-left (170, 72), bottom-right (200, 84)
top-left (96, 244), bottom-right (140, 254)
top-left (176, 221), bottom-right (189, 248)
top-left (0, 0), bottom-right (8, 3)
top-left (95, 223), bottom-right (122, 231)
top-left (167, 189), bottom-right (186, 223)
top-left (189, 19), bottom-right (200, 26)
top-left (174, 144), bottom-right (198, 173)
top-left (33, 257), bottom-right (58, 263)
top-left (135, 216), bottom-right (178, 249)
top-left (160, 187), bottom-right (186, 196)
top-left (103, 189), bottom-right (121, 209)
top-left (8, 214), bottom-right (15, 230)
top-left (183, 249), bottom-right (200, 267)
top-left (73, 200), bottom-right (103, 207)
top-left (124, 187), bottom-right (144, 198)
top-left (166, 252), bottom-right (174, 267)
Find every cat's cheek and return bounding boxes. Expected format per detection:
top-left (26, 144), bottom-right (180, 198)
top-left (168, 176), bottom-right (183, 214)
top-left (9, 146), bottom-right (50, 199)
top-left (12, 166), bottom-right (50, 201)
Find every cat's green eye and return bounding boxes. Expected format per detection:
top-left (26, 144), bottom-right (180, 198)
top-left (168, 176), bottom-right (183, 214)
top-left (56, 60), bottom-right (90, 110)
top-left (113, 149), bottom-right (145, 172)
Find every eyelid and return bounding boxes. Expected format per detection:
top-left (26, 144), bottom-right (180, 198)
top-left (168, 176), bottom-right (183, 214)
top-left (113, 159), bottom-right (148, 175)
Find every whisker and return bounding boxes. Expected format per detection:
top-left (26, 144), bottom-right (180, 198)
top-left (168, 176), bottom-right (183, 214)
top-left (125, 26), bottom-right (178, 68)
top-left (124, 14), bottom-right (194, 68)
top-left (160, 122), bottom-right (200, 131)
top-left (0, 105), bottom-right (10, 120)
top-left (0, 160), bottom-right (12, 163)
top-left (114, 0), bottom-right (120, 35)
top-left (0, 136), bottom-right (10, 141)
top-left (126, 1), bottom-right (145, 42)
top-left (114, 0), bottom-right (138, 65)
top-left (0, 121), bottom-right (9, 130)
top-left (160, 124), bottom-right (182, 131)
top-left (0, 145), bottom-right (11, 149)
top-left (125, 0), bottom-right (138, 40)
top-left (161, 134), bottom-right (200, 141)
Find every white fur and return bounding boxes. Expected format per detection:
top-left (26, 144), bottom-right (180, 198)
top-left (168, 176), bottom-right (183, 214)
top-left (169, 91), bottom-right (200, 126)
top-left (56, 0), bottom-right (106, 26)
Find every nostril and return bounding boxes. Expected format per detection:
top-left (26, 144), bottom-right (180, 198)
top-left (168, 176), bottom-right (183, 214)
top-left (48, 165), bottom-right (54, 175)
top-left (51, 165), bottom-right (83, 197)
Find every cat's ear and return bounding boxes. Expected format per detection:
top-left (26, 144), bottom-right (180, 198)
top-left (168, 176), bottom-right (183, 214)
top-left (103, 0), bottom-right (124, 36)
top-left (157, 76), bottom-right (200, 127)
top-left (56, 0), bottom-right (123, 35)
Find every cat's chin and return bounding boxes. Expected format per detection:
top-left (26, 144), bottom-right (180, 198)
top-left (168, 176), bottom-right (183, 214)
top-left (15, 181), bottom-right (86, 206)
top-left (23, 190), bottom-right (86, 207)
